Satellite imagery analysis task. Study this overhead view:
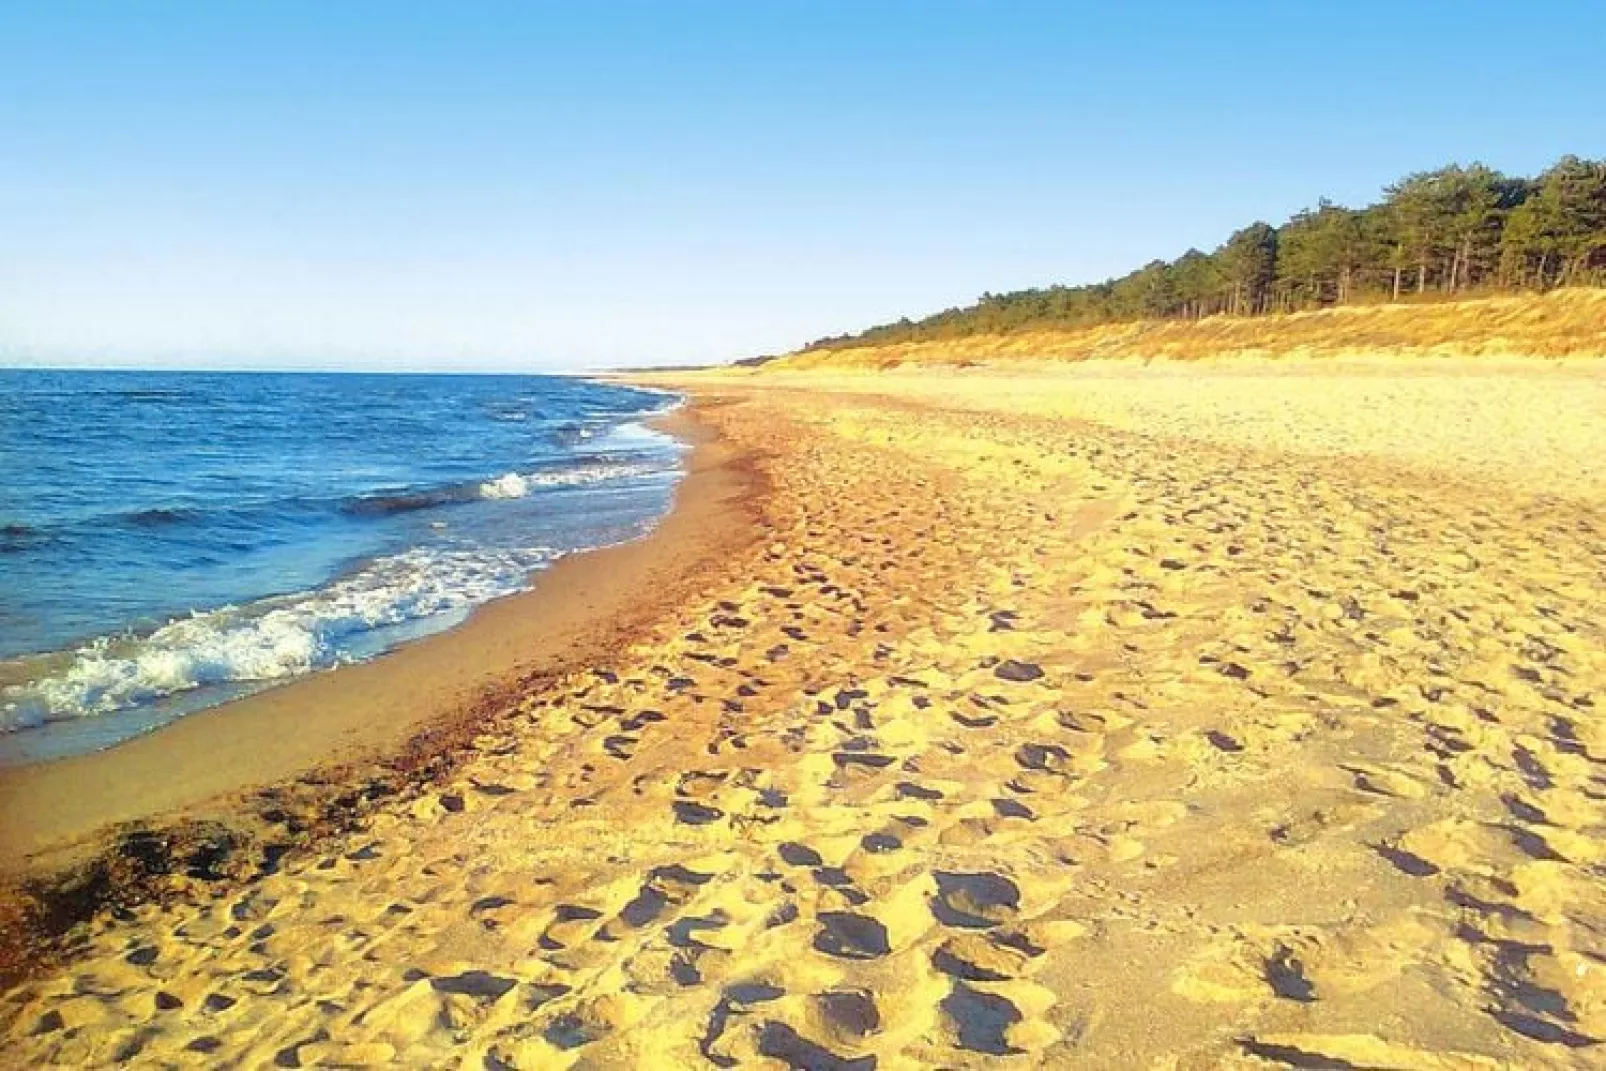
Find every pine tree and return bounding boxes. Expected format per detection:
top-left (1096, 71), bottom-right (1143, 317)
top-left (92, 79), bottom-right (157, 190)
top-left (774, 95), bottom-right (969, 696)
top-left (1219, 223), bottom-right (1278, 316)
top-left (804, 154), bottom-right (1606, 351)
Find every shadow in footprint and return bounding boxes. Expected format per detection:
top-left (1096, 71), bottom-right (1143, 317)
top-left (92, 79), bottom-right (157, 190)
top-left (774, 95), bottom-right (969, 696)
top-left (541, 904), bottom-right (604, 949)
top-left (933, 945), bottom-right (1012, 983)
top-left (833, 752), bottom-right (895, 771)
top-left (622, 864), bottom-right (714, 927)
top-left (932, 871), bottom-right (1021, 929)
top-left (667, 911), bottom-right (729, 949)
top-left (620, 886), bottom-right (671, 928)
top-left (779, 842), bottom-right (824, 867)
top-left (700, 983), bottom-right (787, 1067)
top-left (942, 983), bottom-right (1022, 1055)
top-left (1501, 794), bottom-right (1546, 825)
top-left (674, 801), bottom-right (725, 825)
top-left (861, 832), bottom-right (902, 853)
top-left (1238, 1038), bottom-right (1361, 1068)
top-left (818, 990), bottom-right (880, 1040)
top-left (430, 971), bottom-right (517, 1002)
top-left (528, 983), bottom-right (571, 1010)
top-left (1264, 946), bottom-right (1316, 1002)
top-left (727, 981), bottom-right (786, 1004)
top-left (814, 912), bottom-right (891, 960)
top-left (620, 709), bottom-right (666, 731)
top-left (993, 660), bottom-right (1044, 683)
top-left (1374, 843), bottom-right (1440, 878)
top-left (544, 1012), bottom-right (606, 1051)
top-left (758, 1022), bottom-right (877, 1071)
top-left (992, 798), bottom-right (1034, 820)
top-left (1505, 825), bottom-right (1565, 862)
top-left (1015, 743), bottom-right (1070, 772)
top-left (1491, 1009), bottom-right (1598, 1048)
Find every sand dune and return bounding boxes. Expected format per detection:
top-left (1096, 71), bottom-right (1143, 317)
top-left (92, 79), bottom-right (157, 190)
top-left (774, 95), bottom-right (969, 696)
top-left (778, 288), bottom-right (1606, 368)
top-left (3, 361), bottom-right (1604, 1067)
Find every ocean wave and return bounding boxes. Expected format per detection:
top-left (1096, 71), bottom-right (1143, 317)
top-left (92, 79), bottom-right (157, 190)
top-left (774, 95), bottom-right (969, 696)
top-left (0, 523), bottom-right (44, 554)
top-left (483, 406), bottom-right (532, 423)
top-left (347, 460), bottom-right (668, 514)
top-left (344, 486), bottom-right (479, 516)
top-left (477, 460), bottom-right (662, 499)
top-left (127, 506), bottom-right (203, 527)
top-left (106, 388), bottom-right (191, 402)
top-left (612, 387), bottom-right (684, 417)
top-left (0, 544), bottom-right (555, 732)
top-left (1, 503), bottom-right (303, 548)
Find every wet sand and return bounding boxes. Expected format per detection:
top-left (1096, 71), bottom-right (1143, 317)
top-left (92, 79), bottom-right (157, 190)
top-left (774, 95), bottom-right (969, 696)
top-left (3, 361), bottom-right (1604, 1067)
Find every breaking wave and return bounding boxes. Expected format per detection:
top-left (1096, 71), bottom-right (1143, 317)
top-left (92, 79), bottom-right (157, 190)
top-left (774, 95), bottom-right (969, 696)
top-left (347, 460), bottom-right (667, 514)
top-left (477, 461), bottom-right (663, 499)
top-left (0, 544), bottom-right (556, 732)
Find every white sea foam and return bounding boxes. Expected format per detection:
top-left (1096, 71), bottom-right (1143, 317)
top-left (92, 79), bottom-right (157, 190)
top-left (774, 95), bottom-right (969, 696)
top-left (477, 460), bottom-right (662, 500)
top-left (479, 472), bottom-right (532, 499)
top-left (0, 545), bottom-right (555, 732)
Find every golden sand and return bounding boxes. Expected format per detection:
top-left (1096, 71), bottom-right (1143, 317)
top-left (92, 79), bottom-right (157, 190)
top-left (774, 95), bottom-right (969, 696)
top-left (2, 361), bottom-right (1604, 1067)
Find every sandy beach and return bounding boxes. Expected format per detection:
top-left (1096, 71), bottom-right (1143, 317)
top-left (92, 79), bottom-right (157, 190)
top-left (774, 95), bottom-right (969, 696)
top-left (3, 359), bottom-right (1605, 1067)
top-left (0, 411), bottom-right (759, 954)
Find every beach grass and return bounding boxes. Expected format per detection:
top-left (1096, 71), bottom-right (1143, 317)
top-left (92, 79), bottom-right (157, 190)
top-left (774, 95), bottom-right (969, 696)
top-left (773, 287), bottom-right (1606, 370)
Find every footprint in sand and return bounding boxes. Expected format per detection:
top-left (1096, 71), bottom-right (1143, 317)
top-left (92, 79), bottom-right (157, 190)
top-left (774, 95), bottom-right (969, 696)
top-left (814, 912), bottom-right (892, 960)
top-left (930, 871), bottom-right (1021, 929)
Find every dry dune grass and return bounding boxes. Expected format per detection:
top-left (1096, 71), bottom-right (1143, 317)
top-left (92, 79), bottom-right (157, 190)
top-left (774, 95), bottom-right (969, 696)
top-left (776, 288), bottom-right (1606, 369)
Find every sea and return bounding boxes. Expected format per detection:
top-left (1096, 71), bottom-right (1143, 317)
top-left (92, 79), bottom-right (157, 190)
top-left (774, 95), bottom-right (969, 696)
top-left (0, 369), bottom-right (684, 766)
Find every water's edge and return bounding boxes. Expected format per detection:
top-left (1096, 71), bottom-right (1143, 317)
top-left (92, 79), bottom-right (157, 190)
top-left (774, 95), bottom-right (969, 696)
top-left (0, 383), bottom-right (687, 768)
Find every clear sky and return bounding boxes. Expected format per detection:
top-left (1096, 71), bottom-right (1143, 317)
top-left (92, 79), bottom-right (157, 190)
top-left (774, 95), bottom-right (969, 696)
top-left (1, 1), bottom-right (1601, 371)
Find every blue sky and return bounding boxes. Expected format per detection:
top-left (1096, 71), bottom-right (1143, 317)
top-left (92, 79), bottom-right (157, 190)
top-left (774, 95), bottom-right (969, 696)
top-left (1, 2), bottom-right (1600, 371)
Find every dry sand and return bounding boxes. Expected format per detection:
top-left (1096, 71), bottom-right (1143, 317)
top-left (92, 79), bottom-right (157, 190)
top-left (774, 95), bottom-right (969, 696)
top-left (2, 361), bottom-right (1604, 1068)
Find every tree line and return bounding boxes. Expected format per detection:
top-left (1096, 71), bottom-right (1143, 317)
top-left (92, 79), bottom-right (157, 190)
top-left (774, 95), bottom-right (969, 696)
top-left (805, 155), bottom-right (1606, 350)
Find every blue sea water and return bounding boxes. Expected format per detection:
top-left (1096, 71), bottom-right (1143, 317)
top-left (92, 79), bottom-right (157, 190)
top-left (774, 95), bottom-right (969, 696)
top-left (0, 369), bottom-right (683, 764)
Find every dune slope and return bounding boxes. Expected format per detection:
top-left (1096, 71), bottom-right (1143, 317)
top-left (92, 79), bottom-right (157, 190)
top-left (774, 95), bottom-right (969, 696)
top-left (778, 288), bottom-right (1606, 369)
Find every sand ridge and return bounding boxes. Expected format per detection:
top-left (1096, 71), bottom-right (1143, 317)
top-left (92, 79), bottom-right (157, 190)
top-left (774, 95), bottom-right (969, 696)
top-left (775, 288), bottom-right (1606, 369)
top-left (2, 366), bottom-right (1604, 1067)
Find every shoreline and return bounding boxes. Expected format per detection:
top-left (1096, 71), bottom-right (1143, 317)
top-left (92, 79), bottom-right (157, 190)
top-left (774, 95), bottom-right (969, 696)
top-left (0, 395), bottom-right (689, 770)
top-left (0, 401), bottom-right (759, 945)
